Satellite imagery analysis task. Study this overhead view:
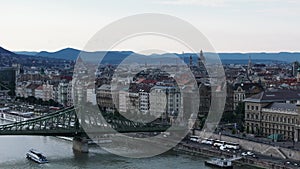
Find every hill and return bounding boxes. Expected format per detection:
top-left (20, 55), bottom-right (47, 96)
top-left (0, 46), bottom-right (19, 66)
top-left (4, 46), bottom-right (300, 64)
top-left (14, 51), bottom-right (39, 56)
top-left (36, 48), bottom-right (81, 60)
top-left (34, 48), bottom-right (300, 63)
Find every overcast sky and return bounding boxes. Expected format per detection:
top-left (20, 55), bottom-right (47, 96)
top-left (0, 0), bottom-right (300, 53)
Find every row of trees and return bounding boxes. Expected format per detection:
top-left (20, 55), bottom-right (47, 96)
top-left (220, 102), bottom-right (245, 132)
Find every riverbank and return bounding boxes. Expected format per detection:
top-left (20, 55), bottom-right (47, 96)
top-left (173, 142), bottom-right (295, 169)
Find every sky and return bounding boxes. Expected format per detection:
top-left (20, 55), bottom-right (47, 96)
top-left (0, 0), bottom-right (300, 53)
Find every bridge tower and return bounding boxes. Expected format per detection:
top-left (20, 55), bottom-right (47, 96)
top-left (72, 106), bottom-right (89, 153)
top-left (73, 136), bottom-right (89, 153)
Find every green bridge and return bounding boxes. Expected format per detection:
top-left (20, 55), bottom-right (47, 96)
top-left (0, 107), bottom-right (173, 152)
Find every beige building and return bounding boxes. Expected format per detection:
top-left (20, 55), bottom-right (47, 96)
top-left (233, 82), bottom-right (263, 110)
top-left (149, 86), bottom-right (181, 121)
top-left (260, 103), bottom-right (299, 141)
top-left (118, 88), bottom-right (129, 113)
top-left (244, 89), bottom-right (300, 142)
top-left (96, 84), bottom-right (119, 111)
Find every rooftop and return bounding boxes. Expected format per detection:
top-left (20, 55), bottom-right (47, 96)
top-left (98, 84), bottom-right (111, 91)
top-left (264, 103), bottom-right (298, 112)
top-left (244, 89), bottom-right (300, 103)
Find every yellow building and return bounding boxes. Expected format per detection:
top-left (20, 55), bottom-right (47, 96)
top-left (244, 89), bottom-right (300, 142)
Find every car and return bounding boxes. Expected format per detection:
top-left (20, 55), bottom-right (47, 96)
top-left (247, 151), bottom-right (254, 156)
top-left (241, 152), bottom-right (248, 156)
top-left (219, 145), bottom-right (226, 151)
top-left (190, 138), bottom-right (198, 142)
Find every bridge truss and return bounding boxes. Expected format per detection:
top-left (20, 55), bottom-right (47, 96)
top-left (0, 107), bottom-right (171, 136)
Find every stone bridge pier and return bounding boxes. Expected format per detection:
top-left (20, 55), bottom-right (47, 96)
top-left (72, 136), bottom-right (89, 153)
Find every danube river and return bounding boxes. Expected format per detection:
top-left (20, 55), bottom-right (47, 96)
top-left (0, 120), bottom-right (254, 169)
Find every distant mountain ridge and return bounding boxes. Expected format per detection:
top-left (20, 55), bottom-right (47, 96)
top-left (0, 46), bottom-right (18, 56)
top-left (10, 47), bottom-right (300, 64)
top-left (37, 48), bottom-right (81, 60)
top-left (14, 51), bottom-right (39, 56)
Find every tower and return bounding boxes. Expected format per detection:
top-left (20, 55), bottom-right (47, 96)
top-left (198, 50), bottom-right (205, 67)
top-left (247, 56), bottom-right (253, 75)
top-left (293, 61), bottom-right (300, 77)
top-left (189, 55), bottom-right (193, 67)
top-left (297, 68), bottom-right (300, 83)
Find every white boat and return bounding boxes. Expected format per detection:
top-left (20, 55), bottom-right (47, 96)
top-left (205, 158), bottom-right (233, 168)
top-left (26, 149), bottom-right (48, 164)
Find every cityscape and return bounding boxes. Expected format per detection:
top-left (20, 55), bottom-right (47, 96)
top-left (1, 0), bottom-right (300, 169)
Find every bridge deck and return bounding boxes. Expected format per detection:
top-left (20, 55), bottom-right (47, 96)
top-left (0, 107), bottom-right (179, 136)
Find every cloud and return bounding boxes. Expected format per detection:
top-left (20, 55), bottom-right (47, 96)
top-left (155, 0), bottom-right (226, 7)
top-left (154, 0), bottom-right (300, 7)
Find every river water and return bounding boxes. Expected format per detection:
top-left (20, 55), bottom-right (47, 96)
top-left (0, 120), bottom-right (255, 169)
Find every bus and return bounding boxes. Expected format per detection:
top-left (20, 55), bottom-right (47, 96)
top-left (201, 138), bottom-right (214, 145)
top-left (189, 135), bottom-right (201, 142)
top-left (213, 140), bottom-right (225, 147)
top-left (224, 142), bottom-right (240, 150)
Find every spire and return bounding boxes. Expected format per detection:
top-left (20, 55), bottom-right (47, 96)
top-left (189, 55), bottom-right (193, 67)
top-left (248, 55), bottom-right (252, 67)
top-left (247, 55), bottom-right (253, 75)
top-left (198, 50), bottom-right (205, 67)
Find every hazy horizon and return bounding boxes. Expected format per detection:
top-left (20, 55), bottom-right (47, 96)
top-left (11, 47), bottom-right (300, 54)
top-left (1, 0), bottom-right (300, 53)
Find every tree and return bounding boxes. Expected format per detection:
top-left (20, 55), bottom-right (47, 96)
top-left (234, 102), bottom-right (245, 132)
top-left (220, 102), bottom-right (245, 132)
top-left (27, 96), bottom-right (37, 104)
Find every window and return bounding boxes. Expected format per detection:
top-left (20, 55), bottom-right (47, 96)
top-left (256, 106), bottom-right (259, 110)
top-left (247, 105), bottom-right (250, 110)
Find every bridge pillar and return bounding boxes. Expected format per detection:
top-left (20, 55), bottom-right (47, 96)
top-left (73, 137), bottom-right (89, 153)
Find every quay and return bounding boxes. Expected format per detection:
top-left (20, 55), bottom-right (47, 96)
top-left (174, 141), bottom-right (296, 169)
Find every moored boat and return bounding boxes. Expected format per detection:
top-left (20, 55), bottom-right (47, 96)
top-left (205, 158), bottom-right (233, 168)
